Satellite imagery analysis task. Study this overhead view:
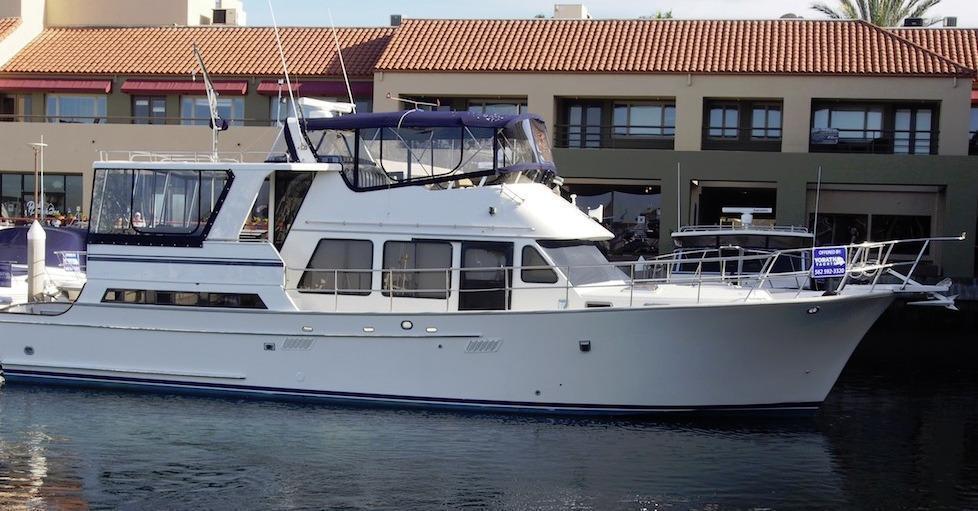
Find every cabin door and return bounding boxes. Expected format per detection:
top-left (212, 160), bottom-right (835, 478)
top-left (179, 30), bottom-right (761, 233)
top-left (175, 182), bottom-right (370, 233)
top-left (459, 242), bottom-right (514, 311)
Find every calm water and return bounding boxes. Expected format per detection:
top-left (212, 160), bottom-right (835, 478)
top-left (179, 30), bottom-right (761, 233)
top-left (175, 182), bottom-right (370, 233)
top-left (1, 306), bottom-right (976, 510)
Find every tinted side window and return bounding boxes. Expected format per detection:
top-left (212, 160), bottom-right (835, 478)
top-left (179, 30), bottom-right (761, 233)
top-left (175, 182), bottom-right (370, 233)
top-left (383, 241), bottom-right (452, 299)
top-left (521, 246), bottom-right (558, 284)
top-left (299, 239), bottom-right (373, 295)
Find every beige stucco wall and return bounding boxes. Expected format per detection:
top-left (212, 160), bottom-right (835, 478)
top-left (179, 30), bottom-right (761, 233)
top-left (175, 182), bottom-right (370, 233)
top-left (373, 72), bottom-right (973, 156)
top-left (0, 122), bottom-right (278, 213)
top-left (44, 0), bottom-right (243, 26)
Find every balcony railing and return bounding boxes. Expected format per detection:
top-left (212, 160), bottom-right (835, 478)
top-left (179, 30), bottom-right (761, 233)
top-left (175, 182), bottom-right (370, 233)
top-left (701, 126), bottom-right (783, 152)
top-left (809, 128), bottom-right (939, 155)
top-left (553, 124), bottom-right (675, 150)
top-left (0, 113), bottom-right (273, 127)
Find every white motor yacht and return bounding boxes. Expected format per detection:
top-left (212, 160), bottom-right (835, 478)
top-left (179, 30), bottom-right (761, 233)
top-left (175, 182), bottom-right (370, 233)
top-left (0, 109), bottom-right (962, 414)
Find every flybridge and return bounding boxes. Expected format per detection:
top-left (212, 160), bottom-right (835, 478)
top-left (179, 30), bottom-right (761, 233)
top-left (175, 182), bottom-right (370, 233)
top-left (293, 110), bottom-right (559, 192)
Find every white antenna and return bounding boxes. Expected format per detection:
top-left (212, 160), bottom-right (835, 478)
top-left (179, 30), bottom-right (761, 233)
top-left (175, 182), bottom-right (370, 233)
top-left (676, 162), bottom-right (682, 229)
top-left (812, 166), bottom-right (822, 249)
top-left (386, 93), bottom-right (440, 110)
top-left (328, 9), bottom-right (356, 112)
top-left (192, 44), bottom-right (226, 155)
top-left (268, 0), bottom-right (300, 121)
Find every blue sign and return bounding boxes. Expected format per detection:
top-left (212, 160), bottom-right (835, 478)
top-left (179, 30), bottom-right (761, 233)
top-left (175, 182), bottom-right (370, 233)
top-left (0, 261), bottom-right (10, 288)
top-left (811, 247), bottom-right (847, 279)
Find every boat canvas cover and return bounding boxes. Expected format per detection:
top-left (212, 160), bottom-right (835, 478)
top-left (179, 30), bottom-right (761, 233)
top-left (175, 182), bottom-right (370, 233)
top-left (302, 110), bottom-right (544, 130)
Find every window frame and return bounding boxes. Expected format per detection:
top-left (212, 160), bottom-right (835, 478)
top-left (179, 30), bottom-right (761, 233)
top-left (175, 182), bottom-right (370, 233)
top-left (382, 240), bottom-right (453, 299)
top-left (132, 95), bottom-right (167, 125)
top-left (702, 99), bottom-right (783, 151)
top-left (180, 95), bottom-right (245, 126)
top-left (612, 101), bottom-right (676, 139)
top-left (102, 288), bottom-right (267, 309)
top-left (298, 238), bottom-right (374, 296)
top-left (967, 105), bottom-right (977, 156)
top-left (520, 245), bottom-right (558, 284)
top-left (87, 168), bottom-right (234, 248)
top-left (45, 93), bottom-right (107, 124)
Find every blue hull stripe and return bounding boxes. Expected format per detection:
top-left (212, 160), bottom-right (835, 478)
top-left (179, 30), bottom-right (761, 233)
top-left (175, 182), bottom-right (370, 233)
top-left (87, 256), bottom-right (283, 267)
top-left (1, 368), bottom-right (819, 414)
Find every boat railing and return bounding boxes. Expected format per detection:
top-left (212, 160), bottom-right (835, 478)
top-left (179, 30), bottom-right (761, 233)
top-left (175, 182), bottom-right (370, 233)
top-left (284, 235), bottom-right (965, 311)
top-left (97, 150), bottom-right (278, 164)
top-left (676, 225), bottom-right (811, 233)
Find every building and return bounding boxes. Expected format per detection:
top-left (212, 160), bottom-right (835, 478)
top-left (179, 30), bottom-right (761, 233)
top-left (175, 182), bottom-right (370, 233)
top-left (0, 1), bottom-right (976, 278)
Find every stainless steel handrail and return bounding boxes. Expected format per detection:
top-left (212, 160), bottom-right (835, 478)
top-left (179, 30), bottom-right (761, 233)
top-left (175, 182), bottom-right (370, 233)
top-left (283, 234), bottom-right (966, 311)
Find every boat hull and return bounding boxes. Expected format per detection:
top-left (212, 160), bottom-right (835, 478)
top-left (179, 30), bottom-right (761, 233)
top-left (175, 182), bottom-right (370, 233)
top-left (0, 293), bottom-right (893, 415)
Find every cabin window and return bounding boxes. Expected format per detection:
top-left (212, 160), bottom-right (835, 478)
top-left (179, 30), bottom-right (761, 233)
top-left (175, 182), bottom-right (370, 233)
top-left (299, 239), bottom-right (373, 295)
top-left (88, 168), bottom-right (231, 247)
top-left (272, 171), bottom-right (314, 250)
top-left (383, 241), bottom-right (452, 299)
top-left (540, 241), bottom-right (629, 286)
top-left (521, 246), bottom-right (558, 284)
top-left (102, 289), bottom-right (267, 309)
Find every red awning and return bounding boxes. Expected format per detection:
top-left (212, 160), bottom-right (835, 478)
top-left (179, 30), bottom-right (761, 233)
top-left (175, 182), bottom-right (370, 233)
top-left (0, 78), bottom-right (112, 94)
top-left (256, 80), bottom-right (372, 98)
top-left (121, 80), bottom-right (248, 95)
top-left (972, 89), bottom-right (978, 103)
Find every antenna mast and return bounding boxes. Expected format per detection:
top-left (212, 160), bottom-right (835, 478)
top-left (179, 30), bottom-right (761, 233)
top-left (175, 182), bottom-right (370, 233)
top-left (192, 44), bottom-right (226, 156)
top-left (268, 0), bottom-right (300, 122)
top-left (328, 9), bottom-right (356, 112)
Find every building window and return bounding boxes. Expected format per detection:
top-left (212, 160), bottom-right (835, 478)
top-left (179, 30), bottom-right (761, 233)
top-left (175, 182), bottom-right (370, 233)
top-left (133, 96), bottom-right (167, 124)
top-left (969, 106), bottom-right (977, 156)
top-left (893, 107), bottom-right (935, 155)
top-left (703, 99), bottom-right (782, 151)
top-left (1, 94), bottom-right (32, 122)
top-left (102, 289), bottom-right (267, 309)
top-left (521, 245), bottom-right (558, 284)
top-left (0, 173), bottom-right (84, 222)
top-left (46, 94), bottom-right (106, 124)
top-left (813, 106), bottom-right (883, 140)
top-left (810, 101), bottom-right (938, 155)
top-left (556, 98), bottom-right (676, 150)
top-left (707, 103), bottom-right (739, 139)
top-left (467, 99), bottom-right (527, 116)
top-left (613, 102), bottom-right (676, 137)
top-left (751, 104), bottom-right (782, 140)
top-left (181, 96), bottom-right (245, 126)
top-left (299, 239), bottom-right (373, 295)
top-left (382, 241), bottom-right (452, 299)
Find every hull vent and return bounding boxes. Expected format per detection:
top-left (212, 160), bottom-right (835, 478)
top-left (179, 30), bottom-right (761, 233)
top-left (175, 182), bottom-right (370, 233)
top-left (282, 338), bottom-right (315, 351)
top-left (465, 339), bottom-right (502, 353)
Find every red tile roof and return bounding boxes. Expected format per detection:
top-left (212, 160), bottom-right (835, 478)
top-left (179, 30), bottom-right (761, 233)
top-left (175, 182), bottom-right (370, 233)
top-left (1, 26), bottom-right (394, 77)
top-left (891, 28), bottom-right (978, 72)
top-left (0, 17), bottom-right (20, 41)
top-left (377, 18), bottom-right (975, 77)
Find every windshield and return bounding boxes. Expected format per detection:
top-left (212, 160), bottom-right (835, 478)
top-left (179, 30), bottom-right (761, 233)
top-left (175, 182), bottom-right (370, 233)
top-left (541, 242), bottom-right (629, 286)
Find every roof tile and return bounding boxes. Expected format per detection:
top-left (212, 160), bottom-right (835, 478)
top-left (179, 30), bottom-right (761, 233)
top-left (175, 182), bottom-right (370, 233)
top-left (1, 25), bottom-right (394, 77)
top-left (0, 17), bottom-right (19, 41)
top-left (376, 18), bottom-right (974, 77)
top-left (891, 27), bottom-right (978, 72)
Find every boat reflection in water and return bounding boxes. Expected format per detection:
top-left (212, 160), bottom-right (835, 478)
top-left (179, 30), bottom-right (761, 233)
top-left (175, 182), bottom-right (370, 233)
top-left (1, 310), bottom-right (975, 511)
top-left (0, 425), bottom-right (87, 510)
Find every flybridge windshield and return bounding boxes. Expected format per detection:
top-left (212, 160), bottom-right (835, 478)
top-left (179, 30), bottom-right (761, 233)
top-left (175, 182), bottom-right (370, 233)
top-left (302, 113), bottom-right (555, 191)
